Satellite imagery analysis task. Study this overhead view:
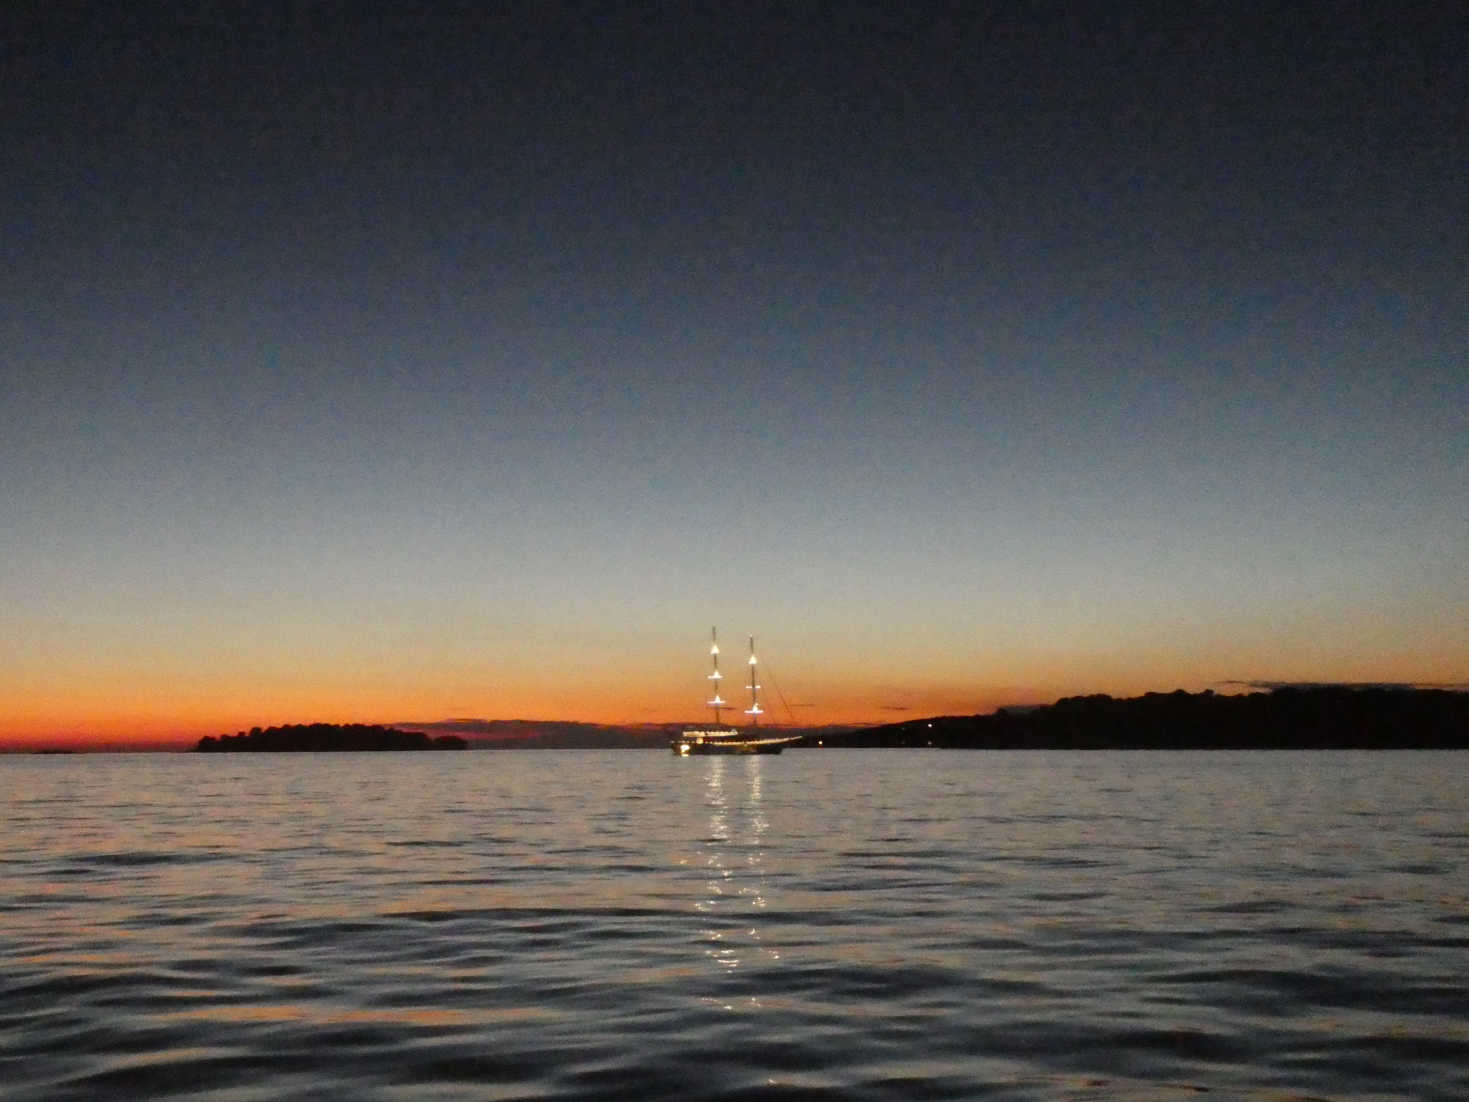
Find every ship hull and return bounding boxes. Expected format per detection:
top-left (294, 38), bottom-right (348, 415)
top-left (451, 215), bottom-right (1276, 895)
top-left (672, 729), bottom-right (795, 755)
top-left (675, 740), bottom-right (784, 755)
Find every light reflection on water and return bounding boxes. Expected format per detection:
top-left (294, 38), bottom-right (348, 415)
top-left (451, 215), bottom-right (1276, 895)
top-left (1, 750), bottom-right (1467, 1100)
top-left (698, 757), bottom-right (777, 997)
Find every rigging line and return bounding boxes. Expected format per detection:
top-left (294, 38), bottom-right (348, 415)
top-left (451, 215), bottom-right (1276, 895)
top-left (761, 658), bottom-right (798, 727)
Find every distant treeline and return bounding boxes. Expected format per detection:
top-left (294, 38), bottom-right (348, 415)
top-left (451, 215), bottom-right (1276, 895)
top-left (818, 688), bottom-right (1469, 749)
top-left (196, 724), bottom-right (468, 752)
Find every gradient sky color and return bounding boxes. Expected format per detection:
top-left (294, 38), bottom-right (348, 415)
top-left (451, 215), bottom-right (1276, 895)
top-left (4, 3), bottom-right (1466, 747)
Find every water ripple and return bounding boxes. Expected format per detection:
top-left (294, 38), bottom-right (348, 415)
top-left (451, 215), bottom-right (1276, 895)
top-left (1, 751), bottom-right (1466, 1100)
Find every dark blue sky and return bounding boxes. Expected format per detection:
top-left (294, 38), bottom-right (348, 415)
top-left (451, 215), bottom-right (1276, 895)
top-left (4, 2), bottom-right (1465, 741)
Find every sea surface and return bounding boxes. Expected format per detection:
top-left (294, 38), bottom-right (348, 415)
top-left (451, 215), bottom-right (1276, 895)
top-left (2, 750), bottom-right (1466, 1101)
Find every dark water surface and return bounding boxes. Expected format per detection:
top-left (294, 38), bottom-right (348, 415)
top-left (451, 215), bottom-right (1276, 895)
top-left (3, 751), bottom-right (1466, 1100)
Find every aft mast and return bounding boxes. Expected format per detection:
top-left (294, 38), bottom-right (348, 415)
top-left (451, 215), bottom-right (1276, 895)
top-left (745, 635), bottom-right (763, 727)
top-left (706, 627), bottom-right (726, 726)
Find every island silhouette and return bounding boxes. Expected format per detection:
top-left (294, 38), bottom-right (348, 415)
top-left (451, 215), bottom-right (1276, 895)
top-left (818, 687), bottom-right (1469, 749)
top-left (196, 723), bottom-right (467, 752)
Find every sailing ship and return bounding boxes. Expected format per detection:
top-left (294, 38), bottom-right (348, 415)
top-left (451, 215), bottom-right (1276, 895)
top-left (673, 628), bottom-right (799, 755)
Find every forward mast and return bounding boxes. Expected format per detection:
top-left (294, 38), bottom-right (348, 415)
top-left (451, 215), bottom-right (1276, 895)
top-left (706, 627), bottom-right (726, 724)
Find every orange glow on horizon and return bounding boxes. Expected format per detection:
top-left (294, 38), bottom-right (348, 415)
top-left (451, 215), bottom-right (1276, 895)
top-left (4, 630), bottom-right (1463, 750)
top-left (0, 676), bottom-right (1234, 750)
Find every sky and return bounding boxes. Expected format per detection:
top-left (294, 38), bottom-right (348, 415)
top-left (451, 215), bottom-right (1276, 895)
top-left (4, 2), bottom-right (1466, 747)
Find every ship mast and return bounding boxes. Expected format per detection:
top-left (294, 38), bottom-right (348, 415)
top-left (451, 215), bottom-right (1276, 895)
top-left (745, 635), bottom-right (763, 726)
top-left (706, 627), bottom-right (725, 725)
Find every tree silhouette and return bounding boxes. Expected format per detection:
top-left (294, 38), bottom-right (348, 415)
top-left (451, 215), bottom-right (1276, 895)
top-left (195, 723), bottom-right (467, 752)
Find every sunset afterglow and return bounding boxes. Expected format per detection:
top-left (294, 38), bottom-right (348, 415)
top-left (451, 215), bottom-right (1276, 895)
top-left (4, 5), bottom-right (1464, 750)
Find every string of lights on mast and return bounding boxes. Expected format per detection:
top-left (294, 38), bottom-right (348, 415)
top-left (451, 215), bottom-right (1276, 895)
top-left (706, 627), bottom-right (725, 723)
top-left (746, 635), bottom-right (763, 725)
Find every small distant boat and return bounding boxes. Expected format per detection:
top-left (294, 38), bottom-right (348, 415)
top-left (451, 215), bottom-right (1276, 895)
top-left (673, 629), bottom-right (799, 755)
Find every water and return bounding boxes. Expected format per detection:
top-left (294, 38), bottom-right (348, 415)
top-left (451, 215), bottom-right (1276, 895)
top-left (2, 751), bottom-right (1466, 1101)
